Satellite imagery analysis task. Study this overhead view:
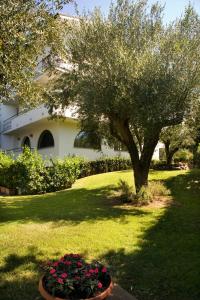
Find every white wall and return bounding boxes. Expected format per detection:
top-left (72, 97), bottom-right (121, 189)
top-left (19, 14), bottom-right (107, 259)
top-left (58, 120), bottom-right (129, 160)
top-left (1, 115), bottom-right (164, 161)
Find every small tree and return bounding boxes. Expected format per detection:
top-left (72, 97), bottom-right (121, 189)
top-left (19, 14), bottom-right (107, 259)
top-left (160, 124), bottom-right (194, 166)
top-left (48, 0), bottom-right (200, 193)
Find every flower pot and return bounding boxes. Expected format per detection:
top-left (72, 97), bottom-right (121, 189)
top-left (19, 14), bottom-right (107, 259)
top-left (39, 276), bottom-right (113, 300)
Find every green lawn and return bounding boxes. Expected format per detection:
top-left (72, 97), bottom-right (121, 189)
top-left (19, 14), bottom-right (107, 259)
top-left (0, 169), bottom-right (200, 300)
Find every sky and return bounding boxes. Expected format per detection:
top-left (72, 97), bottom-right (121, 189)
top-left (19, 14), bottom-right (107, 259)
top-left (62, 0), bottom-right (200, 23)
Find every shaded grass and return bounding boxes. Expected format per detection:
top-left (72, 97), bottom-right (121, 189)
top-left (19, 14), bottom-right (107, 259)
top-left (0, 169), bottom-right (200, 300)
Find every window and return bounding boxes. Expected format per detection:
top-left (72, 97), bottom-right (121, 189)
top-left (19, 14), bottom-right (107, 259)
top-left (22, 136), bottom-right (31, 148)
top-left (74, 131), bottom-right (101, 150)
top-left (38, 130), bottom-right (54, 149)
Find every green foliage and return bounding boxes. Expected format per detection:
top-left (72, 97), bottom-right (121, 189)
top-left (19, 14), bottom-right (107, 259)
top-left (174, 149), bottom-right (193, 163)
top-left (79, 157), bottom-right (132, 178)
top-left (193, 147), bottom-right (200, 167)
top-left (117, 179), bottom-right (133, 203)
top-left (11, 148), bottom-right (47, 194)
top-left (46, 157), bottom-right (84, 192)
top-left (134, 181), bottom-right (170, 205)
top-left (0, 0), bottom-right (70, 103)
top-left (48, 0), bottom-right (200, 193)
top-left (0, 152), bottom-right (14, 187)
top-left (0, 150), bottom-right (131, 195)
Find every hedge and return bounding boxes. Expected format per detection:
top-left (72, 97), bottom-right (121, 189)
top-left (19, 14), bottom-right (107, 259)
top-left (0, 149), bottom-right (132, 195)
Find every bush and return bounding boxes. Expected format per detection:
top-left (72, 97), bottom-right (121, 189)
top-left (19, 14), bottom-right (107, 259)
top-left (174, 149), bottom-right (193, 163)
top-left (193, 149), bottom-right (200, 168)
top-left (134, 181), bottom-right (170, 205)
top-left (79, 157), bottom-right (132, 178)
top-left (46, 157), bottom-right (84, 192)
top-left (12, 147), bottom-right (47, 194)
top-left (0, 152), bottom-right (14, 188)
top-left (0, 151), bottom-right (132, 195)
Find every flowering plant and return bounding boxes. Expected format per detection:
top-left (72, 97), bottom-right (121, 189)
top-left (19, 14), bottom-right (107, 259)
top-left (41, 254), bottom-right (111, 299)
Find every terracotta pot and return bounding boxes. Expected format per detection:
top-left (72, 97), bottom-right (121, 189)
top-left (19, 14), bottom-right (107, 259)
top-left (39, 276), bottom-right (113, 300)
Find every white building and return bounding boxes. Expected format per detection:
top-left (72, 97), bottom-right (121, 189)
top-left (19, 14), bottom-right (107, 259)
top-left (0, 15), bottom-right (164, 161)
top-left (0, 101), bottom-right (164, 160)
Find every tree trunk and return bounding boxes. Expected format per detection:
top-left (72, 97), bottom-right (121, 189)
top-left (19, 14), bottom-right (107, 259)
top-left (110, 117), bottom-right (161, 194)
top-left (129, 132), bottom-right (160, 194)
top-left (164, 141), bottom-right (179, 166)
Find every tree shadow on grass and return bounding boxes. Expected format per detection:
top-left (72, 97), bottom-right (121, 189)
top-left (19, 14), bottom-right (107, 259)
top-left (99, 170), bottom-right (200, 300)
top-left (0, 246), bottom-right (44, 300)
top-left (0, 185), bottom-right (150, 225)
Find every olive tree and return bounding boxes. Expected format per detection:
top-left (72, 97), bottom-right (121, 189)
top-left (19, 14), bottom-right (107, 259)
top-left (0, 0), bottom-right (71, 103)
top-left (160, 124), bottom-right (194, 166)
top-left (48, 0), bottom-right (200, 193)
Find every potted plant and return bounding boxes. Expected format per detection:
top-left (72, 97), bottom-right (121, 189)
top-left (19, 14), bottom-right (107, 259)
top-left (39, 254), bottom-right (113, 300)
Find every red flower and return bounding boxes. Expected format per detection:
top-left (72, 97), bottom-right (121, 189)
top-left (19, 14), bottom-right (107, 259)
top-left (50, 269), bottom-right (56, 274)
top-left (73, 254), bottom-right (81, 258)
top-left (53, 262), bottom-right (59, 267)
top-left (98, 282), bottom-right (103, 289)
top-left (61, 273), bottom-right (68, 279)
top-left (89, 269), bottom-right (94, 273)
top-left (53, 274), bottom-right (57, 278)
top-left (57, 278), bottom-right (64, 284)
top-left (85, 272), bottom-right (91, 277)
top-left (102, 267), bottom-right (107, 273)
top-left (65, 260), bottom-right (72, 266)
top-left (94, 267), bottom-right (99, 273)
top-left (75, 276), bottom-right (80, 280)
top-left (77, 261), bottom-right (83, 267)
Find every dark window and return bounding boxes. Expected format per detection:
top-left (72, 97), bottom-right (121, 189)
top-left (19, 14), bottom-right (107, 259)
top-left (22, 136), bottom-right (31, 148)
top-left (38, 130), bottom-right (54, 149)
top-left (74, 131), bottom-right (101, 150)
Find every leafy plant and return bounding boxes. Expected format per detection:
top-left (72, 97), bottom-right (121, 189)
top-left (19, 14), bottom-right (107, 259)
top-left (41, 254), bottom-right (111, 299)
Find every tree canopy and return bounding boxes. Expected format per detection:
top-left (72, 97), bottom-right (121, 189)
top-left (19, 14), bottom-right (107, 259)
top-left (47, 0), bottom-right (200, 193)
top-left (0, 0), bottom-right (71, 104)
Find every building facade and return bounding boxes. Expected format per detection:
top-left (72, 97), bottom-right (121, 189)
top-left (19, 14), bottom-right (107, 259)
top-left (0, 102), bottom-right (164, 160)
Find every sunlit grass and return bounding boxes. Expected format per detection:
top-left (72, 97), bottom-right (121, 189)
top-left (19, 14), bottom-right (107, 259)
top-left (1, 169), bottom-right (199, 300)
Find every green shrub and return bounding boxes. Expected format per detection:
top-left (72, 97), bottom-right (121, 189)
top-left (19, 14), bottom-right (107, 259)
top-left (12, 147), bottom-right (47, 194)
top-left (174, 149), bottom-right (193, 163)
top-left (0, 152), bottom-right (14, 188)
top-left (46, 157), bottom-right (84, 192)
top-left (134, 181), bottom-right (170, 205)
top-left (79, 157), bottom-right (132, 178)
top-left (193, 147), bottom-right (200, 168)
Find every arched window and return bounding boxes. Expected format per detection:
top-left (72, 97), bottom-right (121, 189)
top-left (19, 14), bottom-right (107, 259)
top-left (22, 136), bottom-right (31, 148)
top-left (38, 130), bottom-right (54, 149)
top-left (74, 131), bottom-right (101, 150)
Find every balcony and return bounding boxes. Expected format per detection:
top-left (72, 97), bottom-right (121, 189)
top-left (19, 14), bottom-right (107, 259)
top-left (2, 105), bottom-right (78, 134)
top-left (2, 105), bottom-right (49, 133)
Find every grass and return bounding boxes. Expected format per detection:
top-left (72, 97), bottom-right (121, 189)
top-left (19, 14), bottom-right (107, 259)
top-left (0, 169), bottom-right (200, 300)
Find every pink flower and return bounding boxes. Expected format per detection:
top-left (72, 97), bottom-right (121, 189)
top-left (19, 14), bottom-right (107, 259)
top-left (94, 267), bottom-right (99, 273)
top-left (53, 262), bottom-right (59, 267)
top-left (50, 269), bottom-right (56, 274)
top-left (98, 282), bottom-right (103, 289)
top-left (53, 274), bottom-right (57, 278)
top-left (77, 261), bottom-right (83, 267)
top-left (75, 276), bottom-right (80, 280)
top-left (65, 260), bottom-right (72, 266)
top-left (89, 269), bottom-right (94, 274)
top-left (61, 273), bottom-right (68, 279)
top-left (85, 272), bottom-right (91, 277)
top-left (102, 267), bottom-right (107, 273)
top-left (57, 278), bottom-right (64, 284)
